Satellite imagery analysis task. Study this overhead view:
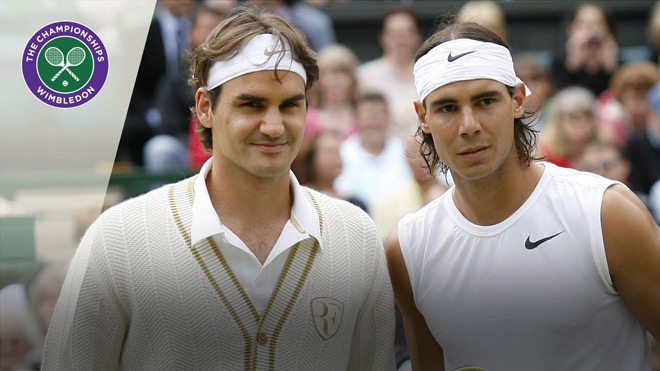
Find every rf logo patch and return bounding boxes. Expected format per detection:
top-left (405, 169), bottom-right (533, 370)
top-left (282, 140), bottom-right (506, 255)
top-left (311, 297), bottom-right (343, 340)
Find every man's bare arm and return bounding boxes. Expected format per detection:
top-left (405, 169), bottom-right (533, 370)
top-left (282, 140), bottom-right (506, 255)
top-left (602, 184), bottom-right (660, 340)
top-left (385, 228), bottom-right (445, 371)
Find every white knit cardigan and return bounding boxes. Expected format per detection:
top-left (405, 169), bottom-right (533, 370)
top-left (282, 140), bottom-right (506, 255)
top-left (42, 177), bottom-right (396, 370)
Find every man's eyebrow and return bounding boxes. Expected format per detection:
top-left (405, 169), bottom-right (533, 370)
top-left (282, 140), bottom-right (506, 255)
top-left (428, 90), bottom-right (503, 107)
top-left (281, 94), bottom-right (306, 105)
top-left (429, 98), bottom-right (457, 108)
top-left (235, 94), bottom-right (267, 103)
top-left (471, 90), bottom-right (502, 101)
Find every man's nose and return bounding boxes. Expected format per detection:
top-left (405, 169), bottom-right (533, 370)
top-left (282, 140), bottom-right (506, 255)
top-left (458, 107), bottom-right (481, 136)
top-left (260, 107), bottom-right (285, 137)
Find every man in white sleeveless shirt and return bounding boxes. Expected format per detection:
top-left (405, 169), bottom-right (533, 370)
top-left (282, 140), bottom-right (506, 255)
top-left (385, 22), bottom-right (660, 371)
top-left (42, 7), bottom-right (395, 370)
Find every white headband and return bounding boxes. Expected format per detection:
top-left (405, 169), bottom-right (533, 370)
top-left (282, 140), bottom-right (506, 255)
top-left (205, 34), bottom-right (307, 90)
top-left (414, 38), bottom-right (531, 102)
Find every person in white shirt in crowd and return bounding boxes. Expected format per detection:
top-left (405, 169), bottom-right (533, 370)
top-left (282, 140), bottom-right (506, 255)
top-left (358, 7), bottom-right (421, 141)
top-left (334, 92), bottom-right (413, 210)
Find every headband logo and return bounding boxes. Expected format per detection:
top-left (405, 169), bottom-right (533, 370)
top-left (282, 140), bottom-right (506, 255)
top-left (264, 47), bottom-right (286, 57)
top-left (447, 50), bottom-right (476, 62)
top-left (22, 21), bottom-right (108, 108)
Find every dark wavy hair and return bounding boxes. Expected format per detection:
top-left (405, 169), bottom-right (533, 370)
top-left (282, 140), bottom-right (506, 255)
top-left (414, 22), bottom-right (539, 175)
top-left (187, 5), bottom-right (319, 153)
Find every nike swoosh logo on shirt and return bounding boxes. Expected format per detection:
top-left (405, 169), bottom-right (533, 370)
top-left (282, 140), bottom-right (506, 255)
top-left (525, 231), bottom-right (564, 250)
top-left (447, 50), bottom-right (476, 62)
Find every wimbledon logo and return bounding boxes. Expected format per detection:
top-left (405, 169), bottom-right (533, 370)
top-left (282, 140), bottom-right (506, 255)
top-left (22, 21), bottom-right (108, 108)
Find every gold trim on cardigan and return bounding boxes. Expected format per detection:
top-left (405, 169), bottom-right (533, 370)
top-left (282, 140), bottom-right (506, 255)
top-left (168, 178), bottom-right (325, 370)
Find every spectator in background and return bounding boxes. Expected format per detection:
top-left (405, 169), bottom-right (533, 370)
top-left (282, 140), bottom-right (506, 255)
top-left (539, 86), bottom-right (603, 168)
top-left (551, 2), bottom-right (618, 96)
top-left (358, 7), bottom-right (420, 141)
top-left (514, 53), bottom-right (555, 128)
top-left (370, 135), bottom-right (448, 243)
top-left (335, 92), bottom-right (412, 210)
top-left (599, 61), bottom-right (660, 146)
top-left (23, 264), bottom-right (68, 370)
top-left (116, 0), bottom-right (195, 167)
top-left (143, 4), bottom-right (227, 172)
top-left (627, 82), bottom-right (660, 196)
top-left (0, 309), bottom-right (40, 371)
top-left (293, 130), bottom-right (367, 211)
top-left (249, 0), bottom-right (335, 52)
top-left (312, 44), bottom-right (359, 138)
top-left (0, 262), bottom-right (67, 371)
top-left (456, 0), bottom-right (507, 42)
top-left (574, 139), bottom-right (630, 184)
top-left (26, 264), bottom-right (67, 341)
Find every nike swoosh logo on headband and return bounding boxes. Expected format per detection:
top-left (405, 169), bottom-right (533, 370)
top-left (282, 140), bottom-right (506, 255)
top-left (447, 50), bottom-right (476, 62)
top-left (264, 48), bottom-right (285, 57)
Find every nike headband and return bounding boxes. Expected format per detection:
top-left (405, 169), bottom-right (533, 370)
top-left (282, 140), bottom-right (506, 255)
top-left (205, 34), bottom-right (307, 90)
top-left (413, 38), bottom-right (531, 102)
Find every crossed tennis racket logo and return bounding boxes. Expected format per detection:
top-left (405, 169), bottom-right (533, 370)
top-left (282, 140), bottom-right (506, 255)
top-left (44, 46), bottom-right (85, 82)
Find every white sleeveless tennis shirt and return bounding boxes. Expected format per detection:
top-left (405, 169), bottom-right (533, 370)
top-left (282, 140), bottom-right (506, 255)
top-left (398, 162), bottom-right (650, 371)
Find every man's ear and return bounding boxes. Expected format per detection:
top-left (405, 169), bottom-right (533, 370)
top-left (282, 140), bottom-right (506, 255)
top-left (414, 100), bottom-right (430, 133)
top-left (195, 88), bottom-right (214, 128)
top-left (513, 83), bottom-right (526, 119)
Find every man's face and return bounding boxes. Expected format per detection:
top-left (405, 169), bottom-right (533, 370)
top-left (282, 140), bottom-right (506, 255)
top-left (190, 11), bottom-right (224, 49)
top-left (416, 79), bottom-right (525, 182)
top-left (620, 88), bottom-right (651, 130)
top-left (381, 13), bottom-right (420, 59)
top-left (570, 4), bottom-right (609, 38)
top-left (516, 67), bottom-right (552, 112)
top-left (313, 132), bottom-right (343, 182)
top-left (318, 67), bottom-right (353, 104)
top-left (356, 100), bottom-right (389, 145)
top-left (558, 107), bottom-right (595, 149)
top-left (161, 0), bottom-right (194, 17)
top-left (197, 70), bottom-right (307, 180)
top-left (576, 144), bottom-right (629, 182)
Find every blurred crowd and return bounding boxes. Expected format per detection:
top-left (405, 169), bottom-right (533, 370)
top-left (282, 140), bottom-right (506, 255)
top-left (111, 0), bottom-right (660, 228)
top-left (1, 263), bottom-right (68, 371)
top-left (3, 0), bottom-right (660, 370)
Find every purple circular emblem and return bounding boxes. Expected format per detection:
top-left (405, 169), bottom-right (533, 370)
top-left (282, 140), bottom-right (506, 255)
top-left (22, 21), bottom-right (109, 108)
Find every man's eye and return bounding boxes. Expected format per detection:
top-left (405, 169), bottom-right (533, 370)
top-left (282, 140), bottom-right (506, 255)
top-left (241, 101), bottom-right (261, 108)
top-left (438, 105), bottom-right (455, 113)
top-left (281, 101), bottom-right (300, 109)
top-left (480, 98), bottom-right (494, 106)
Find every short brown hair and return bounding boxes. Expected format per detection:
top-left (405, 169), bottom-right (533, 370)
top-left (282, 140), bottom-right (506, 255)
top-left (610, 61), bottom-right (660, 101)
top-left (188, 5), bottom-right (319, 152)
top-left (414, 22), bottom-right (539, 175)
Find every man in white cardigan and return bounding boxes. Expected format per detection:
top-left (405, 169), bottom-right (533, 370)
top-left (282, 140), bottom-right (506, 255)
top-left (42, 7), bottom-right (395, 370)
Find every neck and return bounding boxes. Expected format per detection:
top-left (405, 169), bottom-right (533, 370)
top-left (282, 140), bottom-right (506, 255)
top-left (451, 161), bottom-right (544, 226)
top-left (206, 163), bottom-right (292, 226)
top-left (361, 137), bottom-right (385, 155)
top-left (416, 177), bottom-right (447, 204)
top-left (385, 54), bottom-right (414, 76)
